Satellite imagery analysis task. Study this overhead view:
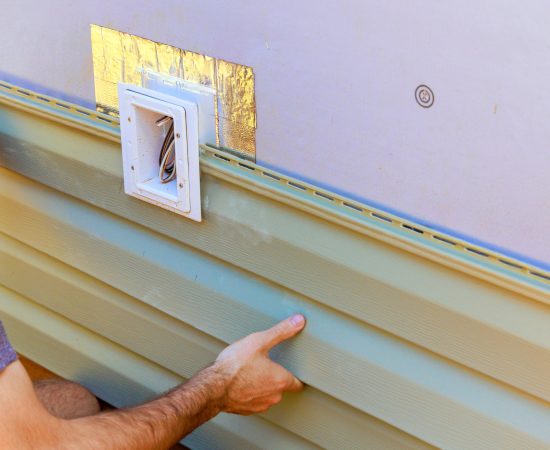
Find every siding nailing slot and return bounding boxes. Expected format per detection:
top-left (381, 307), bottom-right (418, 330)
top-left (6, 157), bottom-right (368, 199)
top-left (238, 163), bottom-right (255, 171)
top-left (263, 172), bottom-right (281, 181)
top-left (314, 191), bottom-right (335, 201)
top-left (214, 154), bottom-right (230, 162)
top-left (371, 213), bottom-right (392, 223)
top-left (530, 271), bottom-right (550, 282)
top-left (499, 259), bottom-right (523, 269)
top-left (433, 235), bottom-right (456, 245)
top-left (343, 202), bottom-right (363, 212)
top-left (465, 247), bottom-right (490, 257)
top-left (288, 181), bottom-right (307, 190)
top-left (402, 224), bottom-right (424, 234)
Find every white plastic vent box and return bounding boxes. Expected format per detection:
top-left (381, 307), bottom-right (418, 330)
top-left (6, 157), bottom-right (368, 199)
top-left (118, 83), bottom-right (202, 222)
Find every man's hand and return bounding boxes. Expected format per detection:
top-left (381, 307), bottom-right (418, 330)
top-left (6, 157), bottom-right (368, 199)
top-left (0, 315), bottom-right (306, 450)
top-left (213, 314), bottom-right (306, 415)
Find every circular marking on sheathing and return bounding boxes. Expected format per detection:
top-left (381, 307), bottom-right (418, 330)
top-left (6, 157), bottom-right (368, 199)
top-left (415, 84), bottom-right (434, 108)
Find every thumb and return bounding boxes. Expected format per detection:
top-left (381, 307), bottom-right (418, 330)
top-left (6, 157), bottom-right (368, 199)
top-left (258, 314), bottom-right (306, 351)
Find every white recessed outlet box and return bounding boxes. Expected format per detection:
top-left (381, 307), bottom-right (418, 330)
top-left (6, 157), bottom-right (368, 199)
top-left (118, 83), bottom-right (213, 222)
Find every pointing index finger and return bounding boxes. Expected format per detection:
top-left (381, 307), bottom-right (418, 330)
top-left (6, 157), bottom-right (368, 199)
top-left (259, 314), bottom-right (306, 351)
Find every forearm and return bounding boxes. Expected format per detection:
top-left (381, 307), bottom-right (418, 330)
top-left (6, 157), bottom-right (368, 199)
top-left (53, 365), bottom-right (226, 450)
top-left (2, 315), bottom-right (305, 450)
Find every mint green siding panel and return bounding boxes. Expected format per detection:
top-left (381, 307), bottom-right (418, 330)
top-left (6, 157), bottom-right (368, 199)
top-left (1, 86), bottom-right (550, 448)
top-left (0, 232), bottom-right (423, 449)
top-left (3, 122), bottom-right (550, 408)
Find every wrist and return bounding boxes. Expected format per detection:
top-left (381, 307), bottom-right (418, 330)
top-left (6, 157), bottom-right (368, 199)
top-left (186, 363), bottom-right (231, 415)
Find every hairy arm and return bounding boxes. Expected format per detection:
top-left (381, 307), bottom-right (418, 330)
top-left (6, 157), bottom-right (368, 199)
top-left (0, 315), bottom-right (305, 450)
top-left (58, 364), bottom-right (227, 449)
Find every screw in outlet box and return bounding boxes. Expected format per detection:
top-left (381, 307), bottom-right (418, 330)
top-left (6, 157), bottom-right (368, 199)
top-left (128, 117), bottom-right (131, 122)
top-left (176, 133), bottom-right (181, 138)
top-left (415, 85), bottom-right (434, 108)
top-left (179, 182), bottom-right (184, 188)
top-left (131, 165), bottom-right (134, 171)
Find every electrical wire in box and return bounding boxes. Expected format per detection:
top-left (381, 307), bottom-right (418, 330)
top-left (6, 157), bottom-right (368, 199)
top-left (156, 115), bottom-right (176, 183)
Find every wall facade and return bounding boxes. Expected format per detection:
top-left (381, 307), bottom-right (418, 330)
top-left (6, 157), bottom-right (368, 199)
top-left (1, 1), bottom-right (549, 267)
top-left (1, 86), bottom-right (550, 448)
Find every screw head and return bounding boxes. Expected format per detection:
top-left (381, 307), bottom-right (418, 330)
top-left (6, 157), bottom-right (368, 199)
top-left (178, 183), bottom-right (184, 188)
top-left (127, 117), bottom-right (131, 122)
top-left (176, 133), bottom-right (181, 139)
top-left (415, 85), bottom-right (434, 108)
top-left (130, 165), bottom-right (134, 171)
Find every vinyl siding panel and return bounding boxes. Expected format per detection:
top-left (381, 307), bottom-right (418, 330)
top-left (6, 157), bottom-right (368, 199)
top-left (1, 85), bottom-right (549, 449)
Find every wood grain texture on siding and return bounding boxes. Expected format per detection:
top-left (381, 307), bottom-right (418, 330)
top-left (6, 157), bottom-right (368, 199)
top-left (2, 116), bottom-right (550, 406)
top-left (1, 87), bottom-right (550, 449)
top-left (0, 232), bottom-right (429, 450)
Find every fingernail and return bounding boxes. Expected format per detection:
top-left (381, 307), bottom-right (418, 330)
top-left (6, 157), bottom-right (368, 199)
top-left (289, 314), bottom-right (305, 327)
